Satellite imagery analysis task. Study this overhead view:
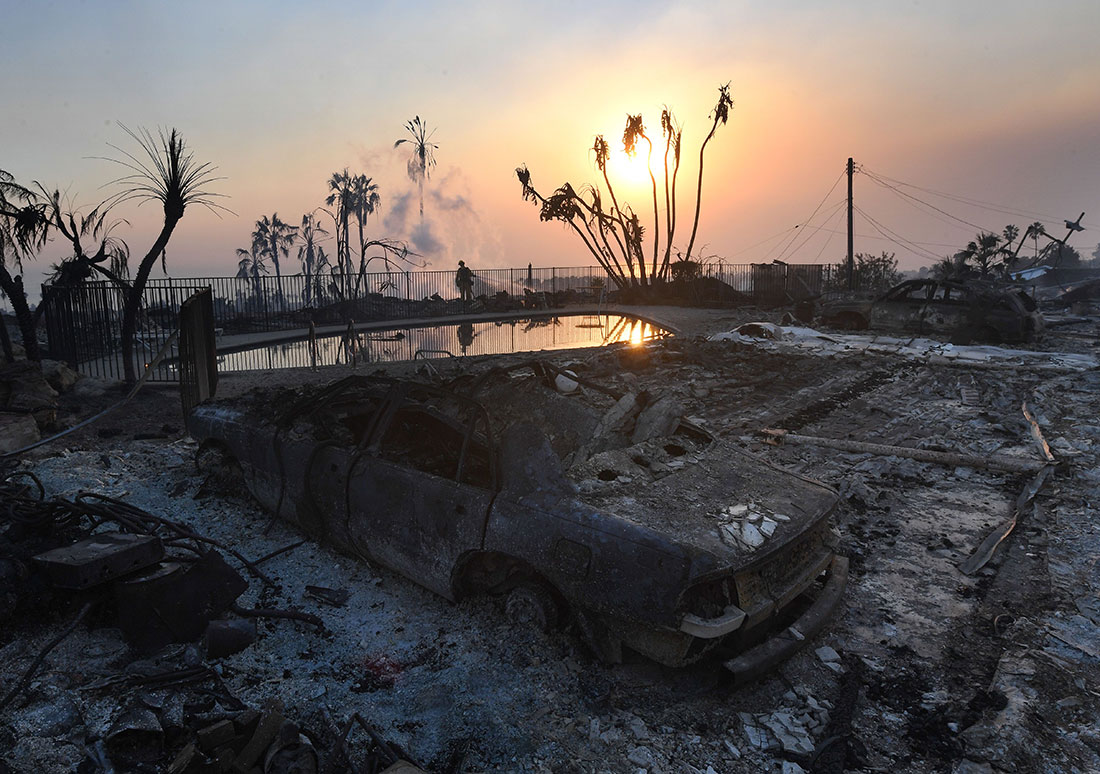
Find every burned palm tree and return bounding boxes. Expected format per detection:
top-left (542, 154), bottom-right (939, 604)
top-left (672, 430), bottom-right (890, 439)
top-left (1029, 222), bottom-right (1046, 259)
top-left (623, 114), bottom-right (661, 279)
top-left (34, 187), bottom-right (131, 352)
top-left (39, 193), bottom-right (130, 290)
top-left (517, 83), bottom-right (733, 292)
top-left (104, 126), bottom-right (228, 382)
top-left (956, 231), bottom-right (1007, 277)
top-left (297, 212), bottom-right (329, 306)
top-left (325, 169), bottom-right (355, 295)
top-left (394, 116), bottom-right (438, 219)
top-left (235, 241), bottom-right (268, 302)
top-left (660, 107), bottom-right (683, 279)
top-left (252, 213), bottom-right (297, 303)
top-left (684, 82), bottom-right (734, 263)
top-left (0, 170), bottom-right (50, 360)
top-left (350, 175), bottom-right (381, 294)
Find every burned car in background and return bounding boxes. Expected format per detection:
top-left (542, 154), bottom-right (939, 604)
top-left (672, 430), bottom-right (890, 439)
top-left (819, 278), bottom-right (1044, 344)
top-left (188, 367), bottom-right (846, 678)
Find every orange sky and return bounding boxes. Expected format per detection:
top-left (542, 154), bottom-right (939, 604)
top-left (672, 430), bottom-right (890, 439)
top-left (3, 1), bottom-right (1099, 303)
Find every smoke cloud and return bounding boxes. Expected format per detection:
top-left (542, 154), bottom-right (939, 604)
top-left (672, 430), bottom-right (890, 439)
top-left (372, 164), bottom-right (497, 270)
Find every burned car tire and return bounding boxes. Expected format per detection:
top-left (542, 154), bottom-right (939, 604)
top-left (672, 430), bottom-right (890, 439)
top-left (505, 582), bottom-right (561, 632)
top-left (573, 607), bottom-right (624, 664)
top-left (835, 312), bottom-right (868, 330)
top-left (974, 325), bottom-right (1001, 345)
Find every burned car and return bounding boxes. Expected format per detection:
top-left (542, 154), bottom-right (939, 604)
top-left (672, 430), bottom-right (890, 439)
top-left (820, 278), bottom-right (1043, 343)
top-left (188, 367), bottom-right (846, 678)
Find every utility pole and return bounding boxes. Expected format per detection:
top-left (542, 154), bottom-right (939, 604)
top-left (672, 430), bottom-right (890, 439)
top-left (846, 157), bottom-right (855, 290)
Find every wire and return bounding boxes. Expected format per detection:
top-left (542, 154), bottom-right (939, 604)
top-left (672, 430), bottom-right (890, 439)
top-left (812, 226), bottom-right (964, 249)
top-left (860, 167), bottom-right (1064, 225)
top-left (812, 207), bottom-right (846, 263)
top-left (726, 224), bottom-right (802, 259)
top-left (779, 200), bottom-right (847, 263)
top-left (766, 167), bottom-right (847, 263)
top-left (853, 204), bottom-right (941, 261)
top-left (860, 169), bottom-right (992, 234)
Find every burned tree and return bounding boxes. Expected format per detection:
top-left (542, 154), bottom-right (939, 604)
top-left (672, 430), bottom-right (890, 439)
top-left (105, 126), bottom-right (228, 382)
top-left (394, 116), bottom-right (438, 220)
top-left (251, 213), bottom-right (297, 303)
top-left (0, 170), bottom-right (50, 361)
top-left (296, 212), bottom-right (329, 307)
top-left (516, 83), bottom-right (734, 290)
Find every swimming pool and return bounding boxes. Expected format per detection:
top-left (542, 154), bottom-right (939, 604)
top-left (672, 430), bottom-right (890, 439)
top-left (216, 314), bottom-right (670, 372)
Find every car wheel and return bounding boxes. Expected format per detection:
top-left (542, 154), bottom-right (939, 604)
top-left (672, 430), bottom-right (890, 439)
top-left (505, 583), bottom-right (561, 632)
top-left (974, 325), bottom-right (1001, 345)
top-left (837, 312), bottom-right (867, 331)
top-left (573, 607), bottom-right (623, 663)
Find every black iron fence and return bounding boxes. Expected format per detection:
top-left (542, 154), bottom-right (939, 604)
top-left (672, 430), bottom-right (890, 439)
top-left (151, 266), bottom-right (611, 335)
top-left (43, 262), bottom-right (883, 381)
top-left (43, 282), bottom-right (206, 382)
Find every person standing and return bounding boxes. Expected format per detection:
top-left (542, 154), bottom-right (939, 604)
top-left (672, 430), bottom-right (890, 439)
top-left (455, 260), bottom-right (474, 303)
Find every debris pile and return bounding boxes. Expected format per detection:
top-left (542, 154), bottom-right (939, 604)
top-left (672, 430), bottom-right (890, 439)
top-left (3, 304), bottom-right (1100, 772)
top-left (715, 503), bottom-right (789, 551)
top-left (0, 470), bottom-right (435, 772)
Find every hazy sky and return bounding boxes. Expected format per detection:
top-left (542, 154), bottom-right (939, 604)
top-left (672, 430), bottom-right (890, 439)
top-left (3, 0), bottom-right (1099, 299)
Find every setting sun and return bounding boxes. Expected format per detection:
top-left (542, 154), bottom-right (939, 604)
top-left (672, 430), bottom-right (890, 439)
top-left (610, 146), bottom-right (656, 189)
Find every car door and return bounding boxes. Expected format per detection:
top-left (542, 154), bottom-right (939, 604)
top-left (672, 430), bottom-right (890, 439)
top-left (922, 281), bottom-right (970, 338)
top-left (871, 281), bottom-right (932, 334)
top-left (345, 394), bottom-right (495, 599)
top-left (299, 382), bottom-right (391, 551)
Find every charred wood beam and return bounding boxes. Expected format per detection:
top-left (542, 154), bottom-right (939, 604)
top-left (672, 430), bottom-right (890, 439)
top-left (958, 465), bottom-right (1053, 576)
top-left (230, 602), bottom-right (323, 629)
top-left (754, 429), bottom-right (1049, 474)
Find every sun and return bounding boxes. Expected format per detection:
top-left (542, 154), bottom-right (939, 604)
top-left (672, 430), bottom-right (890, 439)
top-left (609, 146), bottom-right (654, 189)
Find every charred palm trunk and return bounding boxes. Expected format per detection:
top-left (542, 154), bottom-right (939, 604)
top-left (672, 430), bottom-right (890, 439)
top-left (645, 136), bottom-right (660, 281)
top-left (270, 243), bottom-right (284, 304)
top-left (355, 218), bottom-right (366, 298)
top-left (0, 265), bottom-right (38, 361)
top-left (0, 311), bottom-right (13, 362)
top-left (685, 120), bottom-right (720, 263)
top-left (121, 211), bottom-right (181, 382)
top-left (304, 251), bottom-right (314, 307)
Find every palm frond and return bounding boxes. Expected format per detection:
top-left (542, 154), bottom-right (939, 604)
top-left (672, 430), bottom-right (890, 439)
top-left (99, 124), bottom-right (233, 217)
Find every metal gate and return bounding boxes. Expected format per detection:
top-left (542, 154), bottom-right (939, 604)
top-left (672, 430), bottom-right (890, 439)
top-left (179, 288), bottom-right (218, 415)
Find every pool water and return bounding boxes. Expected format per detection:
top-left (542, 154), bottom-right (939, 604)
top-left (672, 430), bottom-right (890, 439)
top-left (217, 314), bottom-right (669, 372)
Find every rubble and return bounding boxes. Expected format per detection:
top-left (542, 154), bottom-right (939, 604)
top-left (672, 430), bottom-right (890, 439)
top-left (711, 323), bottom-right (1099, 370)
top-left (3, 306), bottom-right (1099, 772)
top-left (0, 412), bottom-right (39, 453)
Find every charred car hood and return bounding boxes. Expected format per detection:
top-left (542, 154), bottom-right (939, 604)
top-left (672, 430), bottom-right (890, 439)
top-left (570, 439), bottom-right (837, 576)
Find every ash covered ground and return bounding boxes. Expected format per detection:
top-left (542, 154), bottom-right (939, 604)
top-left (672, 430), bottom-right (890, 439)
top-left (3, 307), bottom-right (1099, 773)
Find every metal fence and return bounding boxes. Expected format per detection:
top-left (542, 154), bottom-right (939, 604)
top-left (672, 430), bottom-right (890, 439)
top-left (43, 282), bottom-right (207, 382)
top-left (43, 262), bottom-right (877, 381)
top-left (143, 263), bottom-right (872, 336)
top-left (148, 266), bottom-right (610, 335)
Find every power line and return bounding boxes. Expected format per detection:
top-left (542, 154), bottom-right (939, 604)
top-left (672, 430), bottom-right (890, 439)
top-left (860, 167), bottom-right (1064, 225)
top-left (814, 225), bottom-right (962, 249)
top-left (726, 224), bottom-right (801, 259)
top-left (777, 200), bottom-right (847, 263)
top-left (860, 168), bottom-right (992, 234)
top-left (812, 207), bottom-right (845, 263)
top-left (766, 168), bottom-right (846, 263)
top-left (853, 204), bottom-right (941, 262)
